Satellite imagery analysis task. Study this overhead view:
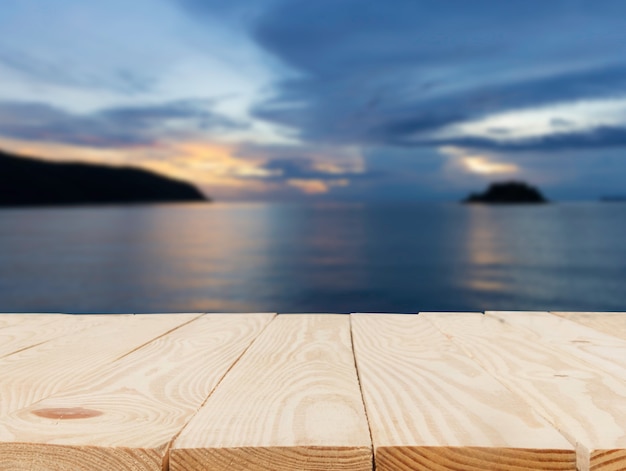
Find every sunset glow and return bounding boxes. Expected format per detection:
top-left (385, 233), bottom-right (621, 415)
top-left (462, 157), bottom-right (519, 175)
top-left (2, 1), bottom-right (626, 200)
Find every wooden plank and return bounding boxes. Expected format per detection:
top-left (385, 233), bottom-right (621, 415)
top-left (0, 314), bottom-right (274, 471)
top-left (170, 314), bottom-right (372, 471)
top-left (487, 311), bottom-right (626, 380)
top-left (0, 313), bottom-right (74, 330)
top-left (0, 314), bottom-right (65, 329)
top-left (0, 313), bottom-right (201, 416)
top-left (424, 312), bottom-right (626, 471)
top-left (552, 312), bottom-right (626, 342)
top-left (0, 314), bottom-right (124, 359)
top-left (352, 313), bottom-right (574, 471)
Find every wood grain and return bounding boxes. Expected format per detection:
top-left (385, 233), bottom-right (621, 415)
top-left (552, 312), bottom-right (626, 342)
top-left (170, 314), bottom-right (372, 471)
top-left (0, 314), bottom-right (201, 416)
top-left (352, 313), bottom-right (574, 471)
top-left (0, 443), bottom-right (164, 471)
top-left (4, 312), bottom-right (626, 471)
top-left (487, 311), bottom-right (626, 380)
top-left (0, 314), bottom-right (123, 359)
top-left (0, 314), bottom-right (59, 330)
top-left (0, 314), bottom-right (274, 471)
top-left (424, 312), bottom-right (626, 471)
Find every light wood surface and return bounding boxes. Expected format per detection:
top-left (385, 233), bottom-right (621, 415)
top-left (0, 314), bottom-right (125, 359)
top-left (3, 312), bottom-right (626, 470)
top-left (170, 314), bottom-right (372, 471)
top-left (0, 314), bottom-right (201, 416)
top-left (552, 312), bottom-right (626, 342)
top-left (0, 314), bottom-right (61, 330)
top-left (425, 312), bottom-right (626, 471)
top-left (352, 313), bottom-right (574, 471)
top-left (487, 311), bottom-right (626, 380)
top-left (0, 314), bottom-right (274, 471)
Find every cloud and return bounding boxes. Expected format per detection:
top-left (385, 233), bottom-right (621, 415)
top-left (430, 126), bottom-right (626, 152)
top-left (5, 0), bottom-right (626, 201)
top-left (259, 157), bottom-right (363, 180)
top-left (0, 48), bottom-right (155, 94)
top-left (243, 0), bottom-right (626, 150)
top-left (233, 140), bottom-right (384, 183)
top-left (215, 141), bottom-right (384, 196)
top-left (222, 154), bottom-right (373, 195)
top-left (0, 99), bottom-right (247, 148)
top-left (287, 178), bottom-right (348, 194)
top-left (461, 157), bottom-right (519, 175)
top-left (439, 147), bottom-right (519, 175)
top-left (0, 0), bottom-right (191, 97)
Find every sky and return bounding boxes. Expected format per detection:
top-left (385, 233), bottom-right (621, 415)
top-left (1, 0), bottom-right (626, 201)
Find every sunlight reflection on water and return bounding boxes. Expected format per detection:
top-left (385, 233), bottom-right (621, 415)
top-left (1, 202), bottom-right (625, 313)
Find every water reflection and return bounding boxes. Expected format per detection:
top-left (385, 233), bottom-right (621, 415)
top-left (462, 203), bottom-right (626, 310)
top-left (465, 206), bottom-right (513, 267)
top-left (464, 206), bottom-right (517, 302)
top-left (0, 204), bottom-right (276, 312)
top-left (1, 202), bottom-right (626, 312)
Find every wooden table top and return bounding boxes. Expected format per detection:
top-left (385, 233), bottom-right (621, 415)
top-left (1, 311), bottom-right (626, 471)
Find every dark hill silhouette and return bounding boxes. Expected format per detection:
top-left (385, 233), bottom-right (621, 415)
top-left (464, 181), bottom-right (547, 204)
top-left (0, 150), bottom-right (208, 207)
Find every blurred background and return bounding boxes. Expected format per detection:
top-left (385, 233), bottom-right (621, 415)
top-left (1, 1), bottom-right (626, 313)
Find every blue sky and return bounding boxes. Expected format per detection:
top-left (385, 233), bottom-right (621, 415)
top-left (1, 0), bottom-right (626, 200)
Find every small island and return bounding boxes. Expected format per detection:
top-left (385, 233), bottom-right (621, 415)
top-left (0, 150), bottom-right (209, 207)
top-left (463, 181), bottom-right (548, 204)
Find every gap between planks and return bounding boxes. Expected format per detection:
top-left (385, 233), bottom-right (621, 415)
top-left (352, 313), bottom-right (574, 471)
top-left (170, 314), bottom-right (372, 471)
top-left (0, 314), bottom-right (274, 471)
top-left (424, 312), bottom-right (626, 471)
top-left (3, 313), bottom-right (626, 471)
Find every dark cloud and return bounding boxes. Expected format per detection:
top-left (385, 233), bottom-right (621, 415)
top-left (98, 100), bottom-right (242, 132)
top-left (173, 0), bottom-right (626, 153)
top-left (428, 126), bottom-right (626, 152)
top-left (253, 1), bottom-right (548, 74)
top-left (253, 62), bottom-right (626, 151)
top-left (259, 157), bottom-right (375, 180)
top-left (0, 99), bottom-right (247, 148)
top-left (263, 158), bottom-right (336, 180)
top-left (244, 0), bottom-right (626, 150)
top-left (227, 141), bottom-right (383, 189)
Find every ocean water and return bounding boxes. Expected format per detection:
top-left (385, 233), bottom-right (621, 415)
top-left (1, 202), bottom-right (625, 313)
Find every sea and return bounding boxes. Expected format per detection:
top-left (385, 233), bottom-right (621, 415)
top-left (1, 202), bottom-right (625, 314)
